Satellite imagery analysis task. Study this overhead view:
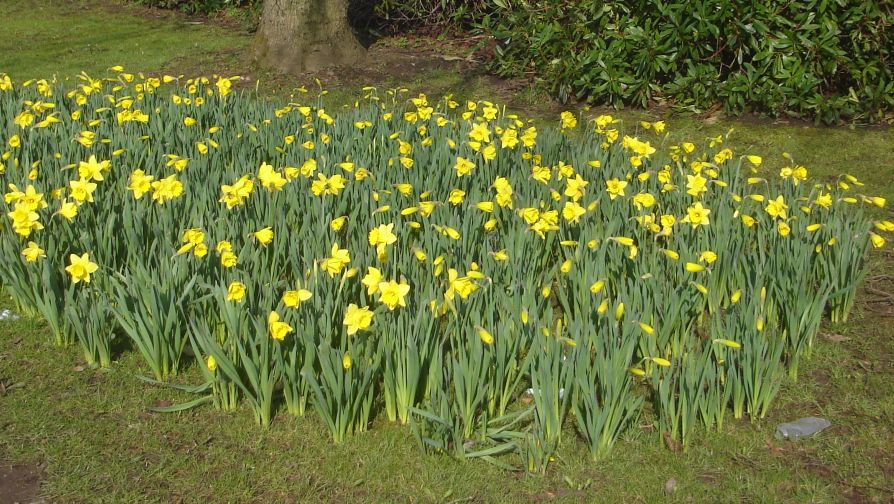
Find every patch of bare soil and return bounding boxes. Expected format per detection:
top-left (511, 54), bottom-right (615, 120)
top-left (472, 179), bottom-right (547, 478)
top-left (248, 40), bottom-right (556, 116)
top-left (862, 269), bottom-right (894, 321)
top-left (318, 45), bottom-right (478, 85)
top-left (0, 462), bottom-right (43, 504)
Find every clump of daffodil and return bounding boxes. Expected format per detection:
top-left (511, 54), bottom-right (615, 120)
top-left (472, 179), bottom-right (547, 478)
top-left (227, 281), bottom-right (246, 302)
top-left (267, 311), bottom-right (293, 341)
top-left (21, 241), bottom-right (46, 262)
top-left (253, 227), bottom-right (274, 246)
top-left (368, 223), bottom-right (397, 260)
top-left (0, 74), bottom-right (883, 457)
top-left (320, 243), bottom-right (351, 277)
top-left (65, 252), bottom-right (99, 284)
top-left (377, 279), bottom-right (410, 310)
top-left (343, 304), bottom-right (374, 335)
top-left (282, 287), bottom-right (312, 308)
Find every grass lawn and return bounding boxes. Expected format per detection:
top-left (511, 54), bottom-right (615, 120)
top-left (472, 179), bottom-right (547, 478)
top-left (1, 1), bottom-right (893, 502)
top-left (2, 290), bottom-right (892, 502)
top-left (0, 0), bottom-right (249, 81)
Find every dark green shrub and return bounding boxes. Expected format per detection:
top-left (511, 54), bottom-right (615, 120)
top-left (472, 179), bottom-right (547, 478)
top-left (133, 0), bottom-right (257, 15)
top-left (485, 0), bottom-right (894, 124)
top-left (366, 0), bottom-right (491, 32)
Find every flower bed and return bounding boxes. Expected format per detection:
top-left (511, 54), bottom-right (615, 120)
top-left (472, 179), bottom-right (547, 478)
top-left (0, 71), bottom-right (890, 472)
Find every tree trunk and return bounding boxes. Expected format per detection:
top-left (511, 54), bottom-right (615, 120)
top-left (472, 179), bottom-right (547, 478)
top-left (254, 0), bottom-right (365, 74)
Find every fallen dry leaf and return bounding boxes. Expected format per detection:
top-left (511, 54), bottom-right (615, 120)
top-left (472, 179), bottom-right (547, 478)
top-left (663, 431), bottom-right (683, 452)
top-left (765, 441), bottom-right (783, 457)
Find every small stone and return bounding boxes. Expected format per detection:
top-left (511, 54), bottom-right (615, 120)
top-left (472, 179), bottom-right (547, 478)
top-left (776, 417), bottom-right (832, 441)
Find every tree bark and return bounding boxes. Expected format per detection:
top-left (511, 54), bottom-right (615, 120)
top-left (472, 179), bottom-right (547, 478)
top-left (255, 0), bottom-right (366, 74)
